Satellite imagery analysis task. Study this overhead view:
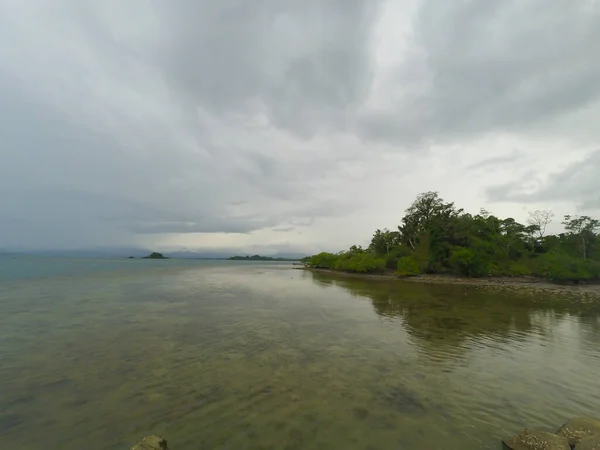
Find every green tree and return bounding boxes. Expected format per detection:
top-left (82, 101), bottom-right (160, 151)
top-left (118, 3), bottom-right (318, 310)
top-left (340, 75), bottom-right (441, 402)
top-left (368, 228), bottom-right (400, 256)
top-left (449, 246), bottom-right (489, 277)
top-left (302, 192), bottom-right (600, 284)
top-left (308, 252), bottom-right (338, 268)
top-left (399, 192), bottom-right (462, 250)
top-left (333, 249), bottom-right (385, 273)
top-left (499, 218), bottom-right (528, 259)
top-left (396, 256), bottom-right (420, 276)
top-left (562, 215), bottom-right (600, 259)
top-left (536, 250), bottom-right (600, 283)
top-left (398, 192), bottom-right (464, 270)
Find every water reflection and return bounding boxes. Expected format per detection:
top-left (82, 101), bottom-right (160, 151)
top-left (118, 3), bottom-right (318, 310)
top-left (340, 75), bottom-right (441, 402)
top-left (2, 264), bottom-right (600, 450)
top-left (309, 271), bottom-right (600, 360)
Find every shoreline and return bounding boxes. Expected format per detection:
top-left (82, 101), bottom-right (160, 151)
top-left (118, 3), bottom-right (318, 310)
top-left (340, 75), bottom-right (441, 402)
top-left (295, 267), bottom-right (600, 301)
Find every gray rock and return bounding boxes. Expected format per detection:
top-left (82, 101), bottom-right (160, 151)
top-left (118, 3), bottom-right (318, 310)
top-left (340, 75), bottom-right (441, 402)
top-left (557, 417), bottom-right (600, 447)
top-left (130, 435), bottom-right (168, 450)
top-left (502, 428), bottom-right (570, 450)
top-left (576, 436), bottom-right (600, 450)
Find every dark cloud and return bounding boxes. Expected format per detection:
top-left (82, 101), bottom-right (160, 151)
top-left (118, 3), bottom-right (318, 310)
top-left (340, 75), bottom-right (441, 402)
top-left (359, 1), bottom-right (600, 144)
top-left (1, 1), bottom-right (599, 251)
top-left (156, 0), bottom-right (382, 137)
top-left (0, 0), bottom-right (384, 250)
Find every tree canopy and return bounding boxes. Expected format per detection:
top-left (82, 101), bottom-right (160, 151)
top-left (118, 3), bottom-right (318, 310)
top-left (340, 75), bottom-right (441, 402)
top-left (228, 255), bottom-right (299, 261)
top-left (302, 192), bottom-right (600, 284)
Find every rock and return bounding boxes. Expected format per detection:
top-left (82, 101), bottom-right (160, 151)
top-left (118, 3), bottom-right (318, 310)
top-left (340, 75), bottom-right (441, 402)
top-left (557, 416), bottom-right (600, 447)
top-left (576, 436), bottom-right (600, 450)
top-left (130, 435), bottom-right (168, 450)
top-left (502, 428), bottom-right (570, 450)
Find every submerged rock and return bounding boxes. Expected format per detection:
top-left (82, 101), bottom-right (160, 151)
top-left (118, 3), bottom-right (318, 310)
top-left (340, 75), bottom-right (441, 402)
top-left (557, 416), bottom-right (600, 447)
top-left (382, 386), bottom-right (425, 413)
top-left (502, 428), bottom-right (569, 450)
top-left (130, 435), bottom-right (168, 450)
top-left (575, 435), bottom-right (600, 450)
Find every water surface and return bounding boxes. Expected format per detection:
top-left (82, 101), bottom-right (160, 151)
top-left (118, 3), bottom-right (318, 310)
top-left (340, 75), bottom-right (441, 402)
top-left (1, 257), bottom-right (600, 449)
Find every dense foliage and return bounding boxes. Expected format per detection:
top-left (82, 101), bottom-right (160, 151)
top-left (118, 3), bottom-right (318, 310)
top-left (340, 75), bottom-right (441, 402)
top-left (303, 246), bottom-right (386, 273)
top-left (302, 191), bottom-right (600, 283)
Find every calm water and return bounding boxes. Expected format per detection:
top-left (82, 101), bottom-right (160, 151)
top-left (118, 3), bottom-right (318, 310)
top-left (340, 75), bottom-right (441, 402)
top-left (1, 256), bottom-right (600, 449)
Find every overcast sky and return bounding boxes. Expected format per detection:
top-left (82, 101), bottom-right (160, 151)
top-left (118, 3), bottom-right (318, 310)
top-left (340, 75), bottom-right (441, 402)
top-left (1, 0), bottom-right (599, 255)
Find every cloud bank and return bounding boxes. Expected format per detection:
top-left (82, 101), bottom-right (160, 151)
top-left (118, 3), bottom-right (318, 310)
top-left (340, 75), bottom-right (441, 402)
top-left (1, 0), bottom-right (599, 254)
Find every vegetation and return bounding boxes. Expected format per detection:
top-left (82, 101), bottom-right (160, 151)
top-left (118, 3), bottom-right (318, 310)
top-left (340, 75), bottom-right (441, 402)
top-left (302, 191), bottom-right (600, 284)
top-left (396, 257), bottom-right (420, 276)
top-left (228, 255), bottom-right (299, 261)
top-left (143, 252), bottom-right (168, 259)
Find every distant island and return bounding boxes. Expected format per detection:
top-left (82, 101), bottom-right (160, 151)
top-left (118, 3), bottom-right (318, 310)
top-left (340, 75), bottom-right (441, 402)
top-left (228, 255), bottom-right (300, 261)
top-left (142, 252), bottom-right (169, 260)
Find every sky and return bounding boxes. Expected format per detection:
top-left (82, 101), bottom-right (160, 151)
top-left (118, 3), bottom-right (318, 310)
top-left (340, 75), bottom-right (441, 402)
top-left (1, 0), bottom-right (599, 256)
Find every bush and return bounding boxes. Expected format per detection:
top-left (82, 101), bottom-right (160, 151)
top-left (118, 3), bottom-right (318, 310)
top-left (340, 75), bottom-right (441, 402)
top-left (308, 252), bottom-right (338, 269)
top-left (396, 257), bottom-right (420, 276)
top-left (449, 246), bottom-right (489, 277)
top-left (385, 254), bottom-right (399, 270)
top-left (507, 262), bottom-right (532, 276)
top-left (487, 262), bottom-right (506, 277)
top-left (334, 253), bottom-right (386, 273)
top-left (414, 232), bottom-right (433, 273)
top-left (385, 246), bottom-right (418, 270)
top-left (535, 251), bottom-right (600, 283)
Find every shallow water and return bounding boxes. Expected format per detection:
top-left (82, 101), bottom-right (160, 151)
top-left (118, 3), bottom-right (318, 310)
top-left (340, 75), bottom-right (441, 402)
top-left (1, 257), bottom-right (600, 449)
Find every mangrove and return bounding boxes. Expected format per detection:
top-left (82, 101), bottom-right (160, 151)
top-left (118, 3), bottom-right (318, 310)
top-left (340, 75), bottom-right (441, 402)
top-left (302, 191), bottom-right (600, 284)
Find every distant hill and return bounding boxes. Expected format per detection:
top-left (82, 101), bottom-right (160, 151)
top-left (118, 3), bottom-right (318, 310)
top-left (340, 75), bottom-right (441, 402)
top-left (142, 252), bottom-right (168, 260)
top-left (0, 247), bottom-right (306, 261)
top-left (228, 255), bottom-right (300, 261)
top-left (0, 247), bottom-right (150, 259)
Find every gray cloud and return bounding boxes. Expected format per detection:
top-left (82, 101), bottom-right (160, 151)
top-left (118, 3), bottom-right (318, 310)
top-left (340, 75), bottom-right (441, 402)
top-left (272, 226), bottom-right (296, 233)
top-left (485, 149), bottom-right (600, 210)
top-left (466, 149), bottom-right (523, 171)
top-left (156, 0), bottom-right (381, 137)
top-left (359, 1), bottom-right (600, 144)
top-left (1, 1), bottom-right (599, 252)
top-left (0, 0), bottom-right (378, 249)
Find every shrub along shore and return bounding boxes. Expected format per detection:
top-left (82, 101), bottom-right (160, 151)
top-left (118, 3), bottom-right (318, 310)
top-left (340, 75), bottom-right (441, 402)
top-left (301, 191), bottom-right (600, 285)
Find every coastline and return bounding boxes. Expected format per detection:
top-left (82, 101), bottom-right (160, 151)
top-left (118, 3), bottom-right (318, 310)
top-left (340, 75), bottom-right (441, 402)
top-left (295, 267), bottom-right (600, 302)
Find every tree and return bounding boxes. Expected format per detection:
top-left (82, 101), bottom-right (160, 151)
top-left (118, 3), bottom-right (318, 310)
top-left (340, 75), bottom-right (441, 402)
top-left (302, 191), bottom-right (600, 284)
top-left (368, 228), bottom-right (400, 256)
top-left (499, 218), bottom-right (528, 259)
top-left (449, 246), bottom-right (489, 277)
top-left (527, 210), bottom-right (554, 240)
top-left (396, 256), bottom-right (420, 276)
top-left (399, 191), bottom-right (462, 251)
top-left (562, 215), bottom-right (600, 259)
top-left (308, 252), bottom-right (338, 268)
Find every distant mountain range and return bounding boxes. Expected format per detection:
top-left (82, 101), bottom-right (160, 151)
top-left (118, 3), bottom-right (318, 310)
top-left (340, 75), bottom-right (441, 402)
top-left (0, 247), bottom-right (307, 260)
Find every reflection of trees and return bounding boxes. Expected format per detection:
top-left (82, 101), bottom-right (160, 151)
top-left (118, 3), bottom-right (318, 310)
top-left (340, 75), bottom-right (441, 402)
top-left (580, 314), bottom-right (600, 333)
top-left (309, 272), bottom-right (600, 359)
